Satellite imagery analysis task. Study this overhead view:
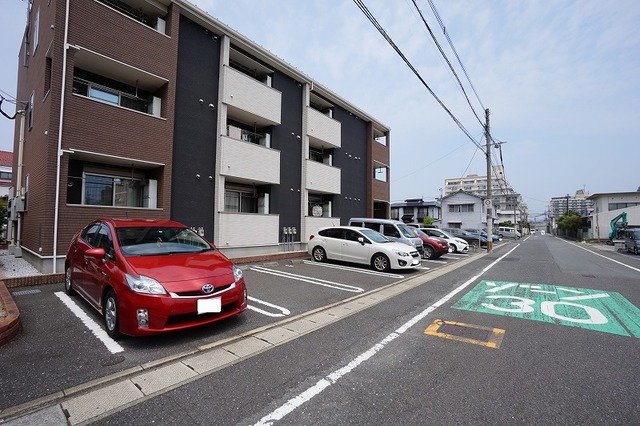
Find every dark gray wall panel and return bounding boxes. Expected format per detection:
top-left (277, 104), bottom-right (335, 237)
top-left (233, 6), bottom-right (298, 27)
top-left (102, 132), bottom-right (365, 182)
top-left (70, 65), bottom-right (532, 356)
top-left (171, 16), bottom-right (220, 239)
top-left (270, 73), bottom-right (302, 242)
top-left (332, 107), bottom-right (368, 224)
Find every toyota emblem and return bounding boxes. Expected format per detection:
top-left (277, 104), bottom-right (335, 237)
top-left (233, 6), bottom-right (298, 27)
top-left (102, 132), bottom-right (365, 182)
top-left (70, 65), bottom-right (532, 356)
top-left (201, 284), bottom-right (214, 294)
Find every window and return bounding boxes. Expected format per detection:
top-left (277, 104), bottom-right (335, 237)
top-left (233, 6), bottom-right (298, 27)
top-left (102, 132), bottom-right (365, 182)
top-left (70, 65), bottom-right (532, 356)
top-left (32, 8), bottom-right (39, 55)
top-left (309, 147), bottom-right (332, 164)
top-left (374, 166), bottom-right (387, 182)
top-left (44, 56), bottom-right (52, 96)
top-left (318, 228), bottom-right (344, 239)
top-left (382, 224), bottom-right (400, 238)
top-left (83, 174), bottom-right (145, 207)
top-left (0, 171), bottom-right (12, 180)
top-left (28, 91), bottom-right (34, 129)
top-left (224, 183), bottom-right (268, 213)
top-left (608, 202), bottom-right (639, 211)
top-left (449, 204), bottom-right (475, 213)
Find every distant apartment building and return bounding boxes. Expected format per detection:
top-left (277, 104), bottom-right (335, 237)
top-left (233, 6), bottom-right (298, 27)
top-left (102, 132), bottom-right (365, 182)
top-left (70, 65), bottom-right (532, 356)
top-left (444, 165), bottom-right (525, 225)
top-left (10, 0), bottom-right (391, 272)
top-left (390, 198), bottom-right (441, 223)
top-left (549, 189), bottom-right (594, 217)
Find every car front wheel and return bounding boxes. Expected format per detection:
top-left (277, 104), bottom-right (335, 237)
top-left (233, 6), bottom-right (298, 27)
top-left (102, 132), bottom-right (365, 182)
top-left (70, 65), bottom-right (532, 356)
top-left (104, 290), bottom-right (121, 340)
top-left (423, 245), bottom-right (435, 259)
top-left (312, 246), bottom-right (327, 262)
top-left (64, 265), bottom-right (76, 296)
top-left (371, 253), bottom-right (390, 272)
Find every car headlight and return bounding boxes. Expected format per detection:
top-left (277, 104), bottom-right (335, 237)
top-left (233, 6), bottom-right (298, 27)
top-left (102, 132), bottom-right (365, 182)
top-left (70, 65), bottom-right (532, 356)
top-left (394, 251), bottom-right (410, 257)
top-left (125, 274), bottom-right (167, 295)
top-left (233, 265), bottom-right (243, 282)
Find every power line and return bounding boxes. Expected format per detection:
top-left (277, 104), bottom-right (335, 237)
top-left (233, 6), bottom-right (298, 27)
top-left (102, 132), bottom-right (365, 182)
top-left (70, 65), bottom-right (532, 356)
top-left (391, 141), bottom-right (467, 183)
top-left (352, 0), bottom-right (485, 153)
top-left (426, 0), bottom-right (486, 111)
top-left (410, 0), bottom-right (483, 126)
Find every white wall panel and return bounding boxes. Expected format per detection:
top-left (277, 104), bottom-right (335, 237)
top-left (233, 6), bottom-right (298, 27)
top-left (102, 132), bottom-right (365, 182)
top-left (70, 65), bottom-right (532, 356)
top-left (305, 160), bottom-right (341, 194)
top-left (220, 136), bottom-right (280, 184)
top-left (218, 213), bottom-right (280, 247)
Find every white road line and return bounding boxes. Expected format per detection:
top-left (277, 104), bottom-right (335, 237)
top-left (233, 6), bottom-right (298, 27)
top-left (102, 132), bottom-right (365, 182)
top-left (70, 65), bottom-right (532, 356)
top-left (301, 260), bottom-right (405, 279)
top-left (54, 292), bottom-right (124, 354)
top-left (251, 266), bottom-right (364, 293)
top-left (558, 238), bottom-right (640, 273)
top-left (247, 296), bottom-right (291, 318)
top-left (253, 244), bottom-right (521, 426)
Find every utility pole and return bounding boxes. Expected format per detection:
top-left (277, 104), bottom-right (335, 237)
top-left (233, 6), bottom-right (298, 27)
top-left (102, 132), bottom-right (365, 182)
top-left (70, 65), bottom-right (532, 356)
top-left (485, 108), bottom-right (493, 252)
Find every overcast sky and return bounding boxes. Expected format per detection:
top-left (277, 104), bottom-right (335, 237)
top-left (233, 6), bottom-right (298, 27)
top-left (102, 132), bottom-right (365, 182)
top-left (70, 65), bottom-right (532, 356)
top-left (1, 0), bottom-right (638, 218)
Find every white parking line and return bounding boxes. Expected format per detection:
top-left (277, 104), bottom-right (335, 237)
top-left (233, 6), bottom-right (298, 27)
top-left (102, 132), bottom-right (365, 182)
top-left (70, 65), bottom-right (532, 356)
top-left (54, 292), bottom-right (124, 354)
top-left (247, 296), bottom-right (291, 318)
top-left (301, 260), bottom-right (405, 279)
top-left (251, 266), bottom-right (365, 293)
top-left (421, 259), bottom-right (448, 264)
top-left (253, 244), bottom-right (521, 425)
top-left (446, 252), bottom-right (469, 257)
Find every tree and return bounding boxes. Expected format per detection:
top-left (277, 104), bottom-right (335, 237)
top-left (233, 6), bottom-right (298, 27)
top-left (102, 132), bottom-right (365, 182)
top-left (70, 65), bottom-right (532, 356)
top-left (422, 216), bottom-right (435, 226)
top-left (556, 211), bottom-right (583, 237)
top-left (499, 220), bottom-right (514, 227)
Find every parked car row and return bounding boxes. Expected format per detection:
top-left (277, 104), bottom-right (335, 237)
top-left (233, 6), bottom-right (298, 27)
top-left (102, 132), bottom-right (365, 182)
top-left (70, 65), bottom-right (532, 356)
top-left (65, 216), bottom-right (510, 340)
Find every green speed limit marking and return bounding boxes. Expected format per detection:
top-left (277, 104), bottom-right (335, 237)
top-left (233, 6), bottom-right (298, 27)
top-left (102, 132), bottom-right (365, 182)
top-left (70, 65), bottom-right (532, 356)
top-left (453, 281), bottom-right (640, 338)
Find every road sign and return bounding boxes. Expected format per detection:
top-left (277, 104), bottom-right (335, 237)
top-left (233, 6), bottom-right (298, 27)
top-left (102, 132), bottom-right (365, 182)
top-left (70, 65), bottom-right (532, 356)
top-left (453, 281), bottom-right (640, 338)
top-left (484, 199), bottom-right (492, 206)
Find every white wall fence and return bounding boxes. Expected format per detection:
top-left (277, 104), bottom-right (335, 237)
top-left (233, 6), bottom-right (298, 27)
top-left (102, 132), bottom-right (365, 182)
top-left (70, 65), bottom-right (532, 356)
top-left (588, 205), bottom-right (640, 239)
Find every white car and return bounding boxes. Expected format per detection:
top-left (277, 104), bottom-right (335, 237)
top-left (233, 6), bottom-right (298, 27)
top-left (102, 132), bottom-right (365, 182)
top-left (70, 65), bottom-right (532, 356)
top-left (308, 226), bottom-right (421, 272)
top-left (417, 227), bottom-right (469, 253)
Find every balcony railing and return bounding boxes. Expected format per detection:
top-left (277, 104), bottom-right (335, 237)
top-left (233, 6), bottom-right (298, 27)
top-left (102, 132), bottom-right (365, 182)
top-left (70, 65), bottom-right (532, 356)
top-left (220, 136), bottom-right (280, 185)
top-left (72, 77), bottom-right (160, 116)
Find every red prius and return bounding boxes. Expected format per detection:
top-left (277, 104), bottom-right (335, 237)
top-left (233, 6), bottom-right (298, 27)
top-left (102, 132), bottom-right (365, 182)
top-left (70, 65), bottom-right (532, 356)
top-left (64, 218), bottom-right (247, 338)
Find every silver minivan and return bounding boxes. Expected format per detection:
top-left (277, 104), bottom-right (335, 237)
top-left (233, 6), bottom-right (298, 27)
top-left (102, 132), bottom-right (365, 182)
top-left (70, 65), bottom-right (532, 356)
top-left (497, 226), bottom-right (521, 239)
top-left (348, 218), bottom-right (424, 256)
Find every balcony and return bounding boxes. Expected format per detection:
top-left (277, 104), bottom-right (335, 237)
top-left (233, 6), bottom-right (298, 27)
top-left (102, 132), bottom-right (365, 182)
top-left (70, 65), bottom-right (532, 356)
top-left (307, 107), bottom-right (341, 149)
top-left (222, 66), bottom-right (281, 127)
top-left (306, 160), bottom-right (341, 194)
top-left (218, 212), bottom-right (280, 247)
top-left (220, 136), bottom-right (280, 184)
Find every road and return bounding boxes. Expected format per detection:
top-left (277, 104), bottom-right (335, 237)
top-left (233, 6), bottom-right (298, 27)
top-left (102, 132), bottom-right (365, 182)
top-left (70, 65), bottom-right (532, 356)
top-left (2, 236), bottom-right (639, 424)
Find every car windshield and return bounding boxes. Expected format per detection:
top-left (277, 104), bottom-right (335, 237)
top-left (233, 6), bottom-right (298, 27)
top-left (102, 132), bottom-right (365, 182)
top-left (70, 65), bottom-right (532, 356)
top-left (397, 224), bottom-right (416, 238)
top-left (116, 226), bottom-right (213, 256)
top-left (359, 228), bottom-right (390, 244)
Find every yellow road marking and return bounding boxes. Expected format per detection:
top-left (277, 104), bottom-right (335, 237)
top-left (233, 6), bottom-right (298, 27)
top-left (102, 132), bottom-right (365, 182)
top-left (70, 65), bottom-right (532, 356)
top-left (424, 319), bottom-right (505, 349)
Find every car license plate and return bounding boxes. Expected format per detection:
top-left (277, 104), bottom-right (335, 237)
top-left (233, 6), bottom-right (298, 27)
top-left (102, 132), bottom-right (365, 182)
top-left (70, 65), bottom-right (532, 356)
top-left (197, 297), bottom-right (221, 314)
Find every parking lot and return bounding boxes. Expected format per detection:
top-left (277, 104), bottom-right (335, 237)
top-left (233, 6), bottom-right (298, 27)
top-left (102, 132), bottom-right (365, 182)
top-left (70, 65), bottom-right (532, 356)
top-left (1, 249), bottom-right (484, 411)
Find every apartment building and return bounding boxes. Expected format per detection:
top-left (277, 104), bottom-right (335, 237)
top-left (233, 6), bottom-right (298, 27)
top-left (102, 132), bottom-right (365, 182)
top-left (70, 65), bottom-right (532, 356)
top-left (444, 165), bottom-right (525, 224)
top-left (10, 0), bottom-right (391, 272)
top-left (549, 189), bottom-right (594, 217)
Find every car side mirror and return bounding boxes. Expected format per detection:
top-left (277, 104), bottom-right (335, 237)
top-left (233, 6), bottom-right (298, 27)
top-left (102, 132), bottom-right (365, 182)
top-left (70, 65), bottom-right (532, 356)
top-left (358, 237), bottom-right (365, 245)
top-left (85, 247), bottom-right (106, 259)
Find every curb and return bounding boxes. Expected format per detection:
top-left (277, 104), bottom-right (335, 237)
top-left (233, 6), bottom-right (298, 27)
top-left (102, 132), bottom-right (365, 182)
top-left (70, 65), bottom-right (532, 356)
top-left (0, 280), bottom-right (21, 347)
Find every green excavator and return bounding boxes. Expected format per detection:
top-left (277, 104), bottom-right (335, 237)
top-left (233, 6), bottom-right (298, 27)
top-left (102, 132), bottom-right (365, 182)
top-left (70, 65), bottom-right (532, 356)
top-left (608, 212), bottom-right (628, 240)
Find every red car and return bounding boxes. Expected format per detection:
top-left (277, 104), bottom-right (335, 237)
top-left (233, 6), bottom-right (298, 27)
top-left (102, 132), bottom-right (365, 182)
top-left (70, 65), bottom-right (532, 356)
top-left (410, 228), bottom-right (450, 259)
top-left (65, 218), bottom-right (247, 338)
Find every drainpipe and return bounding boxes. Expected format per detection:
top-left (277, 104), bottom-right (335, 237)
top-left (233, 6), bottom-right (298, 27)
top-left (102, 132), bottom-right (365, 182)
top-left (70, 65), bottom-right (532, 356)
top-left (52, 0), bottom-right (70, 273)
top-left (14, 110), bottom-right (26, 256)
